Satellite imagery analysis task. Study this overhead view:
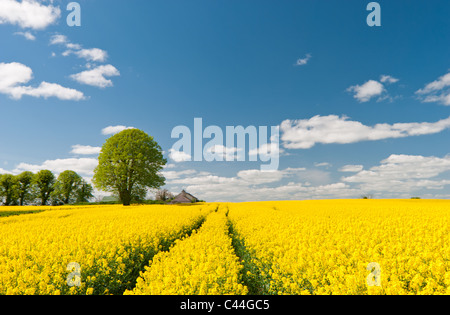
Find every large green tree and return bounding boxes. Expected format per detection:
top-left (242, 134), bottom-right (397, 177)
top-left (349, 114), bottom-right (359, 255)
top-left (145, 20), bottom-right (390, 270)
top-left (93, 129), bottom-right (166, 206)
top-left (34, 170), bottom-right (56, 205)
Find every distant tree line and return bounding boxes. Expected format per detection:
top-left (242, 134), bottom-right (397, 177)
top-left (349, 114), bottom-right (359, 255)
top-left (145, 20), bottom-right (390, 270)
top-left (0, 170), bottom-right (94, 206)
top-left (155, 189), bottom-right (175, 202)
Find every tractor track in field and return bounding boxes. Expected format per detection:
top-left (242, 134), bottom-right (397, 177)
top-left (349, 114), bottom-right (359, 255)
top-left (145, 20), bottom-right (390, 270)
top-left (116, 213), bottom-right (209, 295)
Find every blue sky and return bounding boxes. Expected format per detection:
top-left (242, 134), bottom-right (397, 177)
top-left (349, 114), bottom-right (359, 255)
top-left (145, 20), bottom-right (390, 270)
top-left (0, 0), bottom-right (449, 202)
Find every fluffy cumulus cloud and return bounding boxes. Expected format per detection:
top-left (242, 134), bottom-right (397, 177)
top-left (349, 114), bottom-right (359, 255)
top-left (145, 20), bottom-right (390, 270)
top-left (49, 34), bottom-right (120, 90)
top-left (416, 71), bottom-right (450, 106)
top-left (165, 168), bottom-right (357, 202)
top-left (280, 115), bottom-right (450, 149)
top-left (71, 145), bottom-right (102, 155)
top-left (161, 169), bottom-right (197, 180)
top-left (205, 145), bottom-right (243, 161)
top-left (49, 34), bottom-right (68, 45)
top-left (343, 154), bottom-right (450, 193)
top-left (101, 125), bottom-right (136, 136)
top-left (0, 0), bottom-right (61, 30)
top-left (380, 75), bottom-right (399, 84)
top-left (13, 158), bottom-right (98, 177)
top-left (64, 48), bottom-right (109, 63)
top-left (0, 167), bottom-right (13, 175)
top-left (70, 65), bottom-right (120, 88)
top-left (50, 34), bottom-right (109, 63)
top-left (237, 169), bottom-right (285, 184)
top-left (161, 153), bottom-right (450, 202)
top-left (163, 167), bottom-right (344, 202)
top-left (339, 165), bottom-right (364, 173)
top-left (14, 31), bottom-right (35, 40)
top-left (0, 62), bottom-right (85, 101)
top-left (169, 149), bottom-right (192, 163)
top-left (347, 75), bottom-right (399, 103)
top-left (347, 80), bottom-right (385, 102)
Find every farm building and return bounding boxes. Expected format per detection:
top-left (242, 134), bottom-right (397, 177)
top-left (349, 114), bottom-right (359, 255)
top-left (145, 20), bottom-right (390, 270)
top-left (169, 190), bottom-right (199, 204)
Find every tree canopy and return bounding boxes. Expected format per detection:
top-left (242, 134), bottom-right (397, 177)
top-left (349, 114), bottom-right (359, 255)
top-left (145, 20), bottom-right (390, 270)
top-left (0, 174), bottom-right (18, 206)
top-left (53, 170), bottom-right (83, 204)
top-left (34, 170), bottom-right (56, 206)
top-left (16, 171), bottom-right (35, 206)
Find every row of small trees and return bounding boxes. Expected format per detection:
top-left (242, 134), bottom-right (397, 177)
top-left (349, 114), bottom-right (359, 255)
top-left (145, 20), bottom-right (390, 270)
top-left (0, 170), bottom-right (94, 206)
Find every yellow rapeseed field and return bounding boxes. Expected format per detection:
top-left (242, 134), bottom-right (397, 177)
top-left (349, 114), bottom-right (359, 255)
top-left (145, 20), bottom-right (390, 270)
top-left (0, 204), bottom-right (213, 295)
top-left (1, 200), bottom-right (449, 295)
top-left (227, 200), bottom-right (450, 295)
top-left (125, 206), bottom-right (248, 295)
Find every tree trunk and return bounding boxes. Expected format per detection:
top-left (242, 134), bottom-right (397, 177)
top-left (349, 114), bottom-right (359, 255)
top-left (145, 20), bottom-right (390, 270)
top-left (42, 192), bottom-right (49, 206)
top-left (120, 190), bottom-right (131, 206)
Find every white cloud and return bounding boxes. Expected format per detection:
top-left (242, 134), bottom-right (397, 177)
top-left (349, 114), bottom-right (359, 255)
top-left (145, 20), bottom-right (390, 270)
top-left (0, 167), bottom-right (13, 175)
top-left (280, 115), bottom-right (450, 149)
top-left (160, 153), bottom-right (450, 202)
top-left (347, 80), bottom-right (385, 102)
top-left (64, 48), bottom-right (108, 63)
top-left (343, 154), bottom-right (450, 193)
top-left (236, 168), bottom-right (316, 185)
top-left (339, 165), bottom-right (364, 172)
top-left (248, 128), bottom-right (283, 161)
top-left (14, 31), bottom-right (35, 40)
top-left (70, 65), bottom-right (120, 88)
top-left (295, 54), bottom-right (311, 67)
top-left (0, 62), bottom-right (85, 101)
top-left (170, 174), bottom-right (236, 186)
top-left (101, 125), bottom-right (136, 136)
top-left (169, 172), bottom-right (356, 202)
top-left (13, 158), bottom-right (98, 177)
top-left (165, 167), bottom-right (317, 201)
top-left (205, 145), bottom-right (243, 161)
top-left (161, 169), bottom-right (197, 180)
top-left (71, 145), bottom-right (101, 155)
top-left (315, 162), bottom-right (332, 168)
top-left (66, 43), bottom-right (82, 50)
top-left (0, 0), bottom-right (61, 30)
top-left (169, 149), bottom-right (192, 163)
top-left (416, 72), bottom-right (450, 106)
top-left (50, 34), bottom-right (68, 45)
top-left (237, 169), bottom-right (285, 184)
top-left (420, 94), bottom-right (450, 106)
top-left (296, 169), bottom-right (332, 186)
top-left (165, 159), bottom-right (450, 202)
top-left (15, 82), bottom-right (85, 100)
top-left (50, 34), bottom-right (109, 62)
top-left (248, 142), bottom-right (282, 159)
top-left (380, 75), bottom-right (399, 84)
top-left (417, 72), bottom-right (450, 94)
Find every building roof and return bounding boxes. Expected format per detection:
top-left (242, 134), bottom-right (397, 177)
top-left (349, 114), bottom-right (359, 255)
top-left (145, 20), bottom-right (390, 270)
top-left (169, 190), bottom-right (199, 204)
